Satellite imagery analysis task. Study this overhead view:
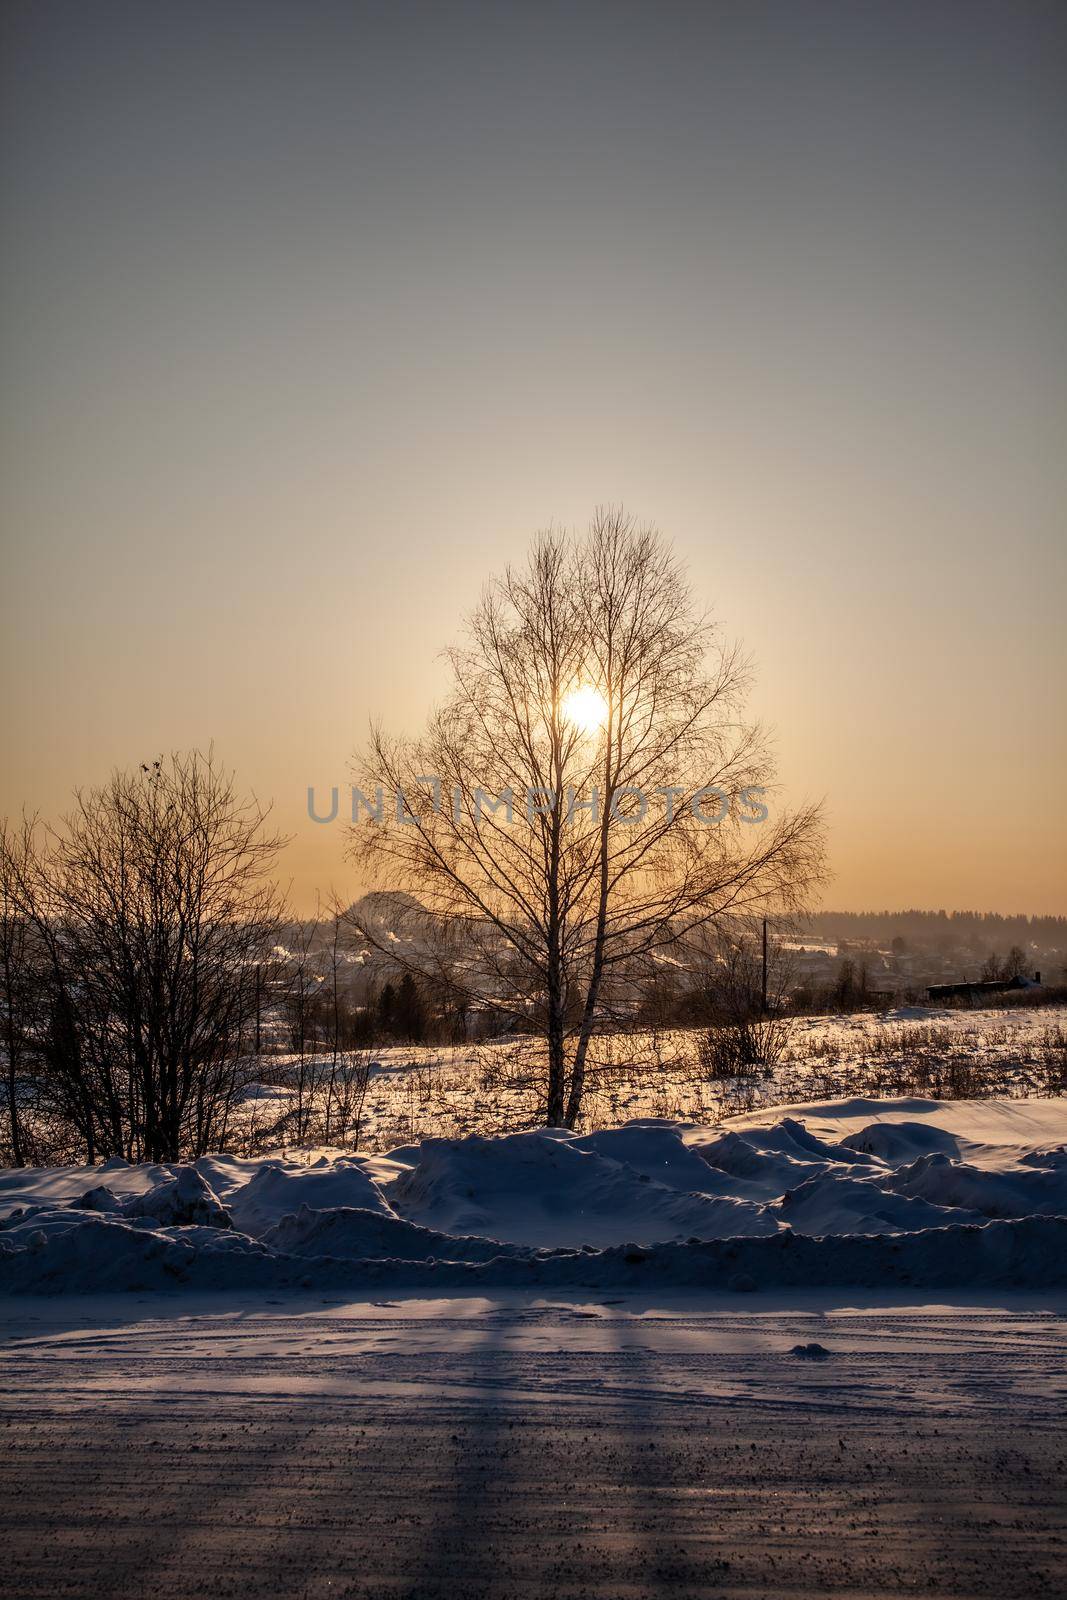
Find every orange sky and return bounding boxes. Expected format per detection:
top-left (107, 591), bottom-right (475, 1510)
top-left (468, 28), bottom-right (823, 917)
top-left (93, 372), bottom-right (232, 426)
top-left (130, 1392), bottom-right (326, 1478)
top-left (2, 2), bottom-right (1065, 916)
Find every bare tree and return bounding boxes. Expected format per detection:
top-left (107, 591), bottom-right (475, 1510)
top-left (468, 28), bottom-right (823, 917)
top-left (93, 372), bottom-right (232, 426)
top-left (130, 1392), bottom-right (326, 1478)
top-left (1004, 945), bottom-right (1027, 982)
top-left (282, 916), bottom-right (326, 1145)
top-left (0, 818), bottom-right (38, 1165)
top-left (346, 510), bottom-right (824, 1127)
top-left (5, 752), bottom-right (286, 1162)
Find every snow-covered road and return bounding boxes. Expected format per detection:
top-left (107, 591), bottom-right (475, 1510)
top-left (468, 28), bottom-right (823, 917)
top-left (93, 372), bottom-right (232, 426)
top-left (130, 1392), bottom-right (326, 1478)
top-left (2, 1292), bottom-right (1065, 1598)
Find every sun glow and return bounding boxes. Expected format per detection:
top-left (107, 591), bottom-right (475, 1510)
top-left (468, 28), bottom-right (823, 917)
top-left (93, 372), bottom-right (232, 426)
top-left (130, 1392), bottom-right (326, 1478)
top-left (561, 683), bottom-right (609, 736)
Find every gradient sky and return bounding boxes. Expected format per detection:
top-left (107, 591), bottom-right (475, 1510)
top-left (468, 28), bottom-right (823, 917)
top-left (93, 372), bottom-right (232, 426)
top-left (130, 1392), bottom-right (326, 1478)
top-left (2, 0), bottom-right (1065, 915)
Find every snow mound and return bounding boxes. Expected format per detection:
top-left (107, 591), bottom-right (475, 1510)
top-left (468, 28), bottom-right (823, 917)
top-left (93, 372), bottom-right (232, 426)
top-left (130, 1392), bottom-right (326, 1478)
top-left (885, 1152), bottom-right (1067, 1219)
top-left (388, 1129), bottom-right (779, 1247)
top-left (0, 1210), bottom-right (282, 1294)
top-left (572, 1123), bottom-right (739, 1194)
top-left (74, 1184), bottom-right (125, 1214)
top-left (1021, 1146), bottom-right (1067, 1170)
top-left (838, 1121), bottom-right (962, 1163)
top-left (690, 1118), bottom-right (880, 1204)
top-left (779, 1172), bottom-right (982, 1235)
top-left (193, 1153), bottom-right (286, 1206)
top-left (758, 1116), bottom-right (873, 1164)
top-left (227, 1160), bottom-right (392, 1237)
top-left (108, 1167), bottom-right (232, 1228)
top-left (0, 1159), bottom-right (180, 1216)
top-left (260, 1204), bottom-right (529, 1263)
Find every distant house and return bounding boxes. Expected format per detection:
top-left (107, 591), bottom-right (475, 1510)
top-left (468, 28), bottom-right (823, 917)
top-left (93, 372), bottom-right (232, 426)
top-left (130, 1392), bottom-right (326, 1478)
top-left (927, 972), bottom-right (1041, 1001)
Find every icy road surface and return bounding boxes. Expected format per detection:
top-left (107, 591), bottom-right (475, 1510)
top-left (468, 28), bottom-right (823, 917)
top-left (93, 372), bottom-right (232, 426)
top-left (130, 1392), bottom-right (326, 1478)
top-left (1, 1292), bottom-right (1065, 1599)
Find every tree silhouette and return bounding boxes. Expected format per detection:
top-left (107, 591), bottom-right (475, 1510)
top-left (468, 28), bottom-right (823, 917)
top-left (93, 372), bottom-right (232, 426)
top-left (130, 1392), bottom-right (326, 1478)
top-left (346, 511), bottom-right (824, 1126)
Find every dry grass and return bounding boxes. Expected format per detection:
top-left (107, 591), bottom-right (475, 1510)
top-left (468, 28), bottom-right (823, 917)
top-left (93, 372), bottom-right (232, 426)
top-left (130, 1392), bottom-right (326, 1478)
top-left (197, 1004), bottom-right (1067, 1156)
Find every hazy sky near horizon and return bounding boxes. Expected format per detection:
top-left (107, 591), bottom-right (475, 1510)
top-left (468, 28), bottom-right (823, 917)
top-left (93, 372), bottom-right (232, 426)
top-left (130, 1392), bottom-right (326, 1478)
top-left (2, 0), bottom-right (1065, 916)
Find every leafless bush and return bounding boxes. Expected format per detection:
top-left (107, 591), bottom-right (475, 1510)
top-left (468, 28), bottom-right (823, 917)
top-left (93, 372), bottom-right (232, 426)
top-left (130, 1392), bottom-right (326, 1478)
top-left (691, 925), bottom-right (794, 1084)
top-left (698, 1014), bottom-right (792, 1081)
top-left (1038, 1024), bottom-right (1067, 1095)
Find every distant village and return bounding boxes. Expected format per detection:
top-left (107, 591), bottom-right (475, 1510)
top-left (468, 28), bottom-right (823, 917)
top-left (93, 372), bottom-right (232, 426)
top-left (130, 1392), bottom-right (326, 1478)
top-left (787, 911), bottom-right (1066, 1007)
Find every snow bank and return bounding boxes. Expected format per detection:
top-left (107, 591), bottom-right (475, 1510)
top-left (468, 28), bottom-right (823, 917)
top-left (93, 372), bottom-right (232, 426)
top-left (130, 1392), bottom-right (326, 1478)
top-left (96, 1167), bottom-right (233, 1228)
top-left (885, 1151), bottom-right (1067, 1218)
top-left (1, 1097), bottom-right (1066, 1296)
top-left (1, 1204), bottom-right (1063, 1296)
top-left (837, 1119), bottom-right (962, 1163)
top-left (260, 1204), bottom-right (530, 1264)
top-left (570, 1123), bottom-right (741, 1193)
top-left (388, 1129), bottom-right (778, 1247)
top-left (227, 1159), bottom-right (392, 1235)
top-left (778, 1173), bottom-right (982, 1235)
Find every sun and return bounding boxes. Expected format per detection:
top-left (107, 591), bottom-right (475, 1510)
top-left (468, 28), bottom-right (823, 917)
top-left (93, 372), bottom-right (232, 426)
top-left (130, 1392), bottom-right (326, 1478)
top-left (561, 683), bottom-right (608, 735)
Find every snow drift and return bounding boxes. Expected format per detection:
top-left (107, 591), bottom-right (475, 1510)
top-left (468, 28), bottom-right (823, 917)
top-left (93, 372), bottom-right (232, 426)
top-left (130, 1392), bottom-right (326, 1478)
top-left (2, 1097), bottom-right (1066, 1295)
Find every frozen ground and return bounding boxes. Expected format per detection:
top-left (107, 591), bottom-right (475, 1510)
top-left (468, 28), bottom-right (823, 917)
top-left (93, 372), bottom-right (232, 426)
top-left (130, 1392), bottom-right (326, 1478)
top-left (3, 1093), bottom-right (1066, 1596)
top-left (1, 1291), bottom-right (1065, 1598)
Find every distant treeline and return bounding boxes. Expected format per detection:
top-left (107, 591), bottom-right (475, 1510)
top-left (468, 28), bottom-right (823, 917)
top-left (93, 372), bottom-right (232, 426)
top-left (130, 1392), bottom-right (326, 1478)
top-left (800, 910), bottom-right (1067, 946)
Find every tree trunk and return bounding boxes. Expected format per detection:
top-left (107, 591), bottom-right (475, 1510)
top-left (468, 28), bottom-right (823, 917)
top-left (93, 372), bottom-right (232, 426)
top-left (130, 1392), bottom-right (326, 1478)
top-left (1, 952), bottom-right (24, 1166)
top-left (565, 723), bottom-right (614, 1129)
top-left (3, 1063), bottom-right (21, 1165)
top-left (565, 950), bottom-right (604, 1129)
top-left (545, 893), bottom-right (567, 1124)
top-left (545, 989), bottom-right (567, 1125)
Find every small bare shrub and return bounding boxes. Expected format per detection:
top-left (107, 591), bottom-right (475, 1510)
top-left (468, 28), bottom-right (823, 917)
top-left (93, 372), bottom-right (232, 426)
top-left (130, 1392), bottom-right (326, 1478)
top-left (1038, 1024), bottom-right (1067, 1095)
top-left (698, 1013), bottom-right (792, 1081)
